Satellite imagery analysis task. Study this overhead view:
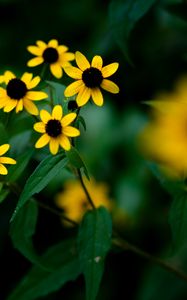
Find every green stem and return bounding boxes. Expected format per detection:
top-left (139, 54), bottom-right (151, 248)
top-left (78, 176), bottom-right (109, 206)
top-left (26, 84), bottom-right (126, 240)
top-left (113, 236), bottom-right (187, 283)
top-left (77, 168), bottom-right (96, 209)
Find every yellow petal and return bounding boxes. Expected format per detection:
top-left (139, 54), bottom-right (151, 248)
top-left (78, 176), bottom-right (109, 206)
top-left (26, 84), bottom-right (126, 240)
top-left (27, 76), bottom-right (41, 89)
top-left (4, 101), bottom-right (17, 112)
top-left (4, 71), bottom-right (16, 84)
top-left (0, 97), bottom-right (8, 108)
top-left (64, 66), bottom-right (82, 79)
top-left (49, 139), bottom-right (59, 155)
top-left (76, 86), bottom-right (91, 107)
top-left (36, 40), bottom-right (47, 49)
top-left (0, 88), bottom-right (7, 98)
top-left (100, 79), bottom-right (119, 94)
top-left (60, 53), bottom-right (75, 64)
top-left (91, 55), bottom-right (103, 70)
top-left (0, 157), bottom-right (16, 164)
top-left (63, 126), bottom-right (80, 137)
top-left (26, 91), bottom-right (48, 100)
top-left (50, 63), bottom-right (63, 79)
top-left (52, 105), bottom-right (63, 120)
top-left (0, 163), bottom-right (8, 175)
top-left (61, 113), bottom-right (77, 127)
top-left (35, 134), bottom-right (50, 148)
top-left (75, 51), bottom-right (90, 71)
top-left (59, 135), bottom-right (71, 151)
top-left (58, 45), bottom-right (68, 53)
top-left (33, 122), bottom-right (45, 133)
top-left (48, 39), bottom-right (58, 48)
top-left (16, 100), bottom-right (23, 113)
top-left (91, 88), bottom-right (104, 106)
top-left (24, 99), bottom-right (38, 115)
top-left (101, 63), bottom-right (119, 78)
top-left (21, 72), bottom-right (33, 85)
top-left (27, 57), bottom-right (44, 67)
top-left (64, 80), bottom-right (84, 97)
top-left (27, 45), bottom-right (43, 56)
top-left (0, 75), bottom-right (5, 84)
top-left (40, 110), bottom-right (51, 123)
top-left (0, 144), bottom-right (9, 156)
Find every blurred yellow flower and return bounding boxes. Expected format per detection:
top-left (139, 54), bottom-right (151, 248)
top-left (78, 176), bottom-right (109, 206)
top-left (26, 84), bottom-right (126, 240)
top-left (140, 77), bottom-right (187, 178)
top-left (0, 144), bottom-right (16, 175)
top-left (55, 178), bottom-right (113, 226)
top-left (64, 51), bottom-right (119, 107)
top-left (27, 39), bottom-right (75, 79)
top-left (0, 71), bottom-right (47, 115)
top-left (34, 105), bottom-right (80, 155)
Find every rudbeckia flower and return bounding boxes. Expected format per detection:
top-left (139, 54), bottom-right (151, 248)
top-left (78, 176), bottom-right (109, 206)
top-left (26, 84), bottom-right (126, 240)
top-left (0, 71), bottom-right (48, 115)
top-left (55, 178), bottom-right (112, 226)
top-left (27, 39), bottom-right (75, 79)
top-left (64, 51), bottom-right (119, 107)
top-left (34, 105), bottom-right (80, 155)
top-left (140, 77), bottom-right (187, 178)
top-left (0, 144), bottom-right (16, 175)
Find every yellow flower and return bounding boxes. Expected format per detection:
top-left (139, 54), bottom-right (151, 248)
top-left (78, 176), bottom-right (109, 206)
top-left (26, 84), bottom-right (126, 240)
top-left (0, 144), bottom-right (16, 175)
top-left (64, 51), bottom-right (119, 107)
top-left (140, 77), bottom-right (187, 178)
top-left (27, 39), bottom-right (75, 79)
top-left (0, 71), bottom-right (48, 115)
top-left (34, 105), bottom-right (80, 155)
top-left (55, 178), bottom-right (112, 226)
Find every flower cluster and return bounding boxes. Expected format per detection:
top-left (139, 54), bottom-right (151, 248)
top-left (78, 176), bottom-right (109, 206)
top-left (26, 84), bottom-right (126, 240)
top-left (0, 38), bottom-right (119, 174)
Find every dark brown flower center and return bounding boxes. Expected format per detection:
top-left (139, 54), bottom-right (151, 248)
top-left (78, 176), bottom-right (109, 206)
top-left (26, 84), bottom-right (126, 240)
top-left (7, 78), bottom-right (27, 100)
top-left (45, 119), bottom-right (62, 137)
top-left (82, 67), bottom-right (103, 88)
top-left (42, 47), bottom-right (59, 64)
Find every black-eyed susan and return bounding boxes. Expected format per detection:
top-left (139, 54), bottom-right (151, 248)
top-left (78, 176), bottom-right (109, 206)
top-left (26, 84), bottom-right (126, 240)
top-left (0, 71), bottom-right (48, 115)
top-left (34, 105), bottom-right (80, 155)
top-left (55, 177), bottom-right (112, 226)
top-left (27, 39), bottom-right (75, 79)
top-left (64, 51), bottom-right (119, 107)
top-left (140, 77), bottom-right (187, 178)
top-left (0, 144), bottom-right (16, 175)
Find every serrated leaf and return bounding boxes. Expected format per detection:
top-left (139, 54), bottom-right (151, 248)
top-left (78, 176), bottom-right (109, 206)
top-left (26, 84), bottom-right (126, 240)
top-left (10, 200), bottom-right (39, 264)
top-left (109, 0), bottom-right (156, 62)
top-left (6, 149), bottom-right (34, 182)
top-left (7, 239), bottom-right (82, 300)
top-left (66, 147), bottom-right (90, 180)
top-left (11, 154), bottom-right (68, 221)
top-left (78, 206), bottom-right (112, 300)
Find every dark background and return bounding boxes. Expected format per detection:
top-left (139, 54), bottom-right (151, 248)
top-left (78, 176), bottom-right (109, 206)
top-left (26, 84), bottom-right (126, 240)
top-left (0, 0), bottom-right (187, 299)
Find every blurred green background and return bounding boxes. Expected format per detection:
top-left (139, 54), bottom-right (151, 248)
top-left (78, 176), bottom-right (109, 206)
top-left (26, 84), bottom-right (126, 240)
top-left (1, 0), bottom-right (187, 299)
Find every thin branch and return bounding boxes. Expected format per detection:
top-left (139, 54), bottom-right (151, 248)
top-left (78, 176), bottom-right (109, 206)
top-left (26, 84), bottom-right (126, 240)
top-left (77, 168), bottom-right (96, 209)
top-left (31, 199), bottom-right (78, 227)
top-left (113, 236), bottom-right (187, 283)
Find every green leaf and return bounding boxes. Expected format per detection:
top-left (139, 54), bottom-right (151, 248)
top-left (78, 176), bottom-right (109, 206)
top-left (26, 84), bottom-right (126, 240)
top-left (109, 0), bottom-right (156, 62)
top-left (7, 239), bottom-right (82, 300)
top-left (6, 149), bottom-right (34, 182)
top-left (11, 154), bottom-right (68, 221)
top-left (78, 206), bottom-right (112, 300)
top-left (0, 187), bottom-right (9, 203)
top-left (10, 200), bottom-right (39, 264)
top-left (66, 147), bottom-right (90, 180)
top-left (169, 193), bottom-right (187, 251)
